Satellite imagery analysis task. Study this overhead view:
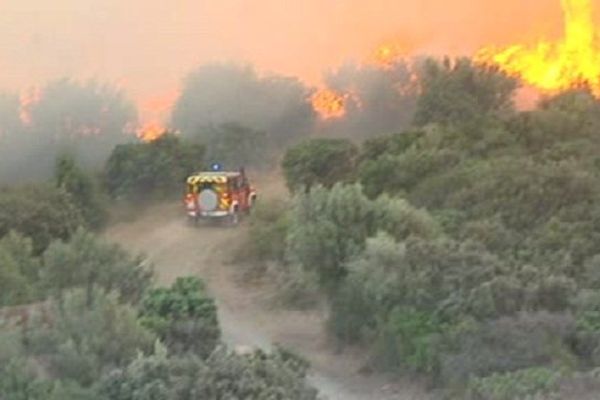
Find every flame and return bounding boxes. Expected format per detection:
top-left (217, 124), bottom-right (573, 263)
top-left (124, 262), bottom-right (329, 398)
top-left (311, 89), bottom-right (347, 119)
top-left (136, 90), bottom-right (178, 142)
top-left (18, 87), bottom-right (41, 126)
top-left (371, 42), bottom-right (410, 68)
top-left (137, 122), bottom-right (166, 142)
top-left (475, 0), bottom-right (600, 96)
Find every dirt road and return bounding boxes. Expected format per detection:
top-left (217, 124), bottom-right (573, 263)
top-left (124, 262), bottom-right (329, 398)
top-left (106, 201), bottom-right (429, 400)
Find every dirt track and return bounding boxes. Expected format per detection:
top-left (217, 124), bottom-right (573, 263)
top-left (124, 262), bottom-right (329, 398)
top-left (106, 196), bottom-right (429, 400)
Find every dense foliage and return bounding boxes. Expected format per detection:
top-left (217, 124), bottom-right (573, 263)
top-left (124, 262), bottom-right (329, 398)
top-left (55, 154), bottom-right (109, 230)
top-left (200, 122), bottom-right (271, 169)
top-left (282, 138), bottom-right (359, 192)
top-left (0, 185), bottom-right (83, 254)
top-left (0, 219), bottom-right (318, 400)
top-left (242, 59), bottom-right (600, 398)
top-left (414, 57), bottom-right (517, 128)
top-left (104, 133), bottom-right (205, 201)
top-left (140, 277), bottom-right (220, 358)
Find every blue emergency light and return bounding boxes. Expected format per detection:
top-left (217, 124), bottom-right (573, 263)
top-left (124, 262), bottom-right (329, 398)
top-left (210, 163), bottom-right (223, 172)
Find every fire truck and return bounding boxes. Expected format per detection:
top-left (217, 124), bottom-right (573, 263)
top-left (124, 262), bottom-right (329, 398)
top-left (184, 166), bottom-right (256, 225)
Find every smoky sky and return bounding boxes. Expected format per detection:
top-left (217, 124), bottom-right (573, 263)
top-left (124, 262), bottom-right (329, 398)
top-left (0, 0), bottom-right (572, 118)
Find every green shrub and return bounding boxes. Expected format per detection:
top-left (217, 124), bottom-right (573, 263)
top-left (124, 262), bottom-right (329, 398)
top-left (140, 277), bottom-right (220, 358)
top-left (282, 138), bottom-right (358, 192)
top-left (41, 229), bottom-right (153, 304)
top-left (244, 199), bottom-right (290, 263)
top-left (55, 154), bottom-right (108, 230)
top-left (374, 308), bottom-right (442, 373)
top-left (104, 133), bottom-right (205, 201)
top-left (0, 185), bottom-right (84, 254)
top-left (286, 184), bottom-right (374, 291)
top-left (440, 312), bottom-right (576, 387)
top-left (466, 367), bottom-right (562, 400)
top-left (414, 57), bottom-right (517, 127)
top-left (98, 343), bottom-right (319, 400)
top-left (26, 289), bottom-right (155, 386)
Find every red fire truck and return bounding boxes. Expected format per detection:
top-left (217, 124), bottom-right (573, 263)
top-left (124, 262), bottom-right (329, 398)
top-left (184, 168), bottom-right (257, 225)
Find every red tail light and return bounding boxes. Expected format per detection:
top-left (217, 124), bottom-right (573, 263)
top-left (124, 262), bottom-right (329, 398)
top-left (185, 194), bottom-right (196, 210)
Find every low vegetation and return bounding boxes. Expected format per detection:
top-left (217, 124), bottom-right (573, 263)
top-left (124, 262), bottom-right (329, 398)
top-left (4, 56), bottom-right (600, 399)
top-left (0, 153), bottom-right (319, 399)
top-left (253, 59), bottom-right (600, 398)
top-left (104, 133), bottom-right (205, 201)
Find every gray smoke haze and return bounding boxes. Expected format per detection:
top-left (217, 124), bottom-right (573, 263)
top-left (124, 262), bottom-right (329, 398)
top-left (0, 59), bottom-right (419, 183)
top-left (319, 60), bottom-right (419, 138)
top-left (0, 80), bottom-right (136, 184)
top-left (0, 0), bottom-right (568, 183)
top-left (171, 64), bottom-right (316, 147)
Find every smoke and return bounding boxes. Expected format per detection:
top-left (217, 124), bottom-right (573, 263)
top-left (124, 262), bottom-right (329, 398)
top-left (0, 0), bottom-right (582, 182)
top-left (317, 59), bottom-right (419, 138)
top-left (171, 64), bottom-right (316, 147)
top-left (0, 79), bottom-right (137, 184)
top-left (0, 0), bottom-right (565, 100)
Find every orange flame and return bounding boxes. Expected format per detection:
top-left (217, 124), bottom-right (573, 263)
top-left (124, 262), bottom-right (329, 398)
top-left (19, 87), bottom-right (41, 126)
top-left (136, 90), bottom-right (178, 142)
top-left (137, 122), bottom-right (166, 142)
top-left (311, 89), bottom-right (347, 120)
top-left (475, 0), bottom-right (600, 96)
top-left (371, 42), bottom-right (410, 68)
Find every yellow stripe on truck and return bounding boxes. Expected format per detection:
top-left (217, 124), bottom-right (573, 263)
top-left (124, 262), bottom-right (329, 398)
top-left (187, 175), bottom-right (227, 184)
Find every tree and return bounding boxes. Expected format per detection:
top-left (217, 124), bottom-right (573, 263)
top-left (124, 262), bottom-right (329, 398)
top-left (414, 57), bottom-right (517, 128)
top-left (282, 138), bottom-right (359, 192)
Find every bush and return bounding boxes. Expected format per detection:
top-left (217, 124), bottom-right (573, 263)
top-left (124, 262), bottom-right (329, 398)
top-left (104, 133), bottom-right (205, 201)
top-left (243, 199), bottom-right (290, 263)
top-left (26, 289), bottom-right (155, 386)
top-left (99, 344), bottom-right (319, 400)
top-left (440, 312), bottom-right (577, 387)
top-left (414, 57), bottom-right (517, 128)
top-left (359, 146), bottom-right (461, 199)
top-left (282, 138), bottom-right (358, 192)
top-left (374, 308), bottom-right (442, 374)
top-left (0, 185), bottom-right (84, 254)
top-left (41, 229), bottom-right (153, 305)
top-left (140, 277), bottom-right (220, 358)
top-left (0, 232), bottom-right (39, 306)
top-left (286, 184), bottom-right (374, 290)
top-left (201, 122), bottom-right (271, 169)
top-left (55, 154), bottom-right (108, 230)
top-left (466, 367), bottom-right (562, 400)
